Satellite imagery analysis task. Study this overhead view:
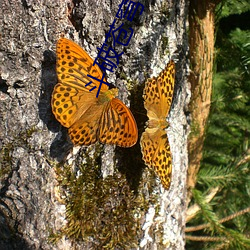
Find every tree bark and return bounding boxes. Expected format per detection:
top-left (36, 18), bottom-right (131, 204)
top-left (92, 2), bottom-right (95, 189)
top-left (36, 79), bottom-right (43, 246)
top-left (0, 0), bottom-right (189, 249)
top-left (187, 0), bottom-right (220, 203)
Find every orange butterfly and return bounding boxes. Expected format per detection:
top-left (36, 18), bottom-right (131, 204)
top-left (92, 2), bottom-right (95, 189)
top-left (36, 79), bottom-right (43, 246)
top-left (140, 61), bottom-right (175, 189)
top-left (51, 38), bottom-right (138, 147)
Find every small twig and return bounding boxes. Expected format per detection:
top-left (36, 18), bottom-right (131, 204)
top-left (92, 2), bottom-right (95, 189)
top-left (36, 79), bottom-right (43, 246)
top-left (185, 206), bottom-right (250, 232)
top-left (185, 235), bottom-right (227, 242)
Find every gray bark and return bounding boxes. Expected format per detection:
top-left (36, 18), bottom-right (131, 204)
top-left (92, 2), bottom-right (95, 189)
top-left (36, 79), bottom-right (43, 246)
top-left (0, 0), bottom-right (189, 249)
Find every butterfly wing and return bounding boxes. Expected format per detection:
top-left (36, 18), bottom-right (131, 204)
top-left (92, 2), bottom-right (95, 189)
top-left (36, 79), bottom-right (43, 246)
top-left (68, 102), bottom-right (104, 145)
top-left (52, 38), bottom-right (107, 130)
top-left (56, 38), bottom-right (108, 93)
top-left (98, 98), bottom-right (138, 147)
top-left (140, 128), bottom-right (172, 190)
top-left (52, 83), bottom-right (97, 128)
top-left (143, 60), bottom-right (175, 120)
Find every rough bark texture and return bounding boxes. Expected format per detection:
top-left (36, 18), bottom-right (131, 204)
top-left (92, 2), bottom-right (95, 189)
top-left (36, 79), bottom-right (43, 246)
top-left (0, 0), bottom-right (189, 249)
top-left (187, 0), bottom-right (219, 203)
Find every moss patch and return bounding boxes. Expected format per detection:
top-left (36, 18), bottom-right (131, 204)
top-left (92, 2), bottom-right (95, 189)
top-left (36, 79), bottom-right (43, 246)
top-left (51, 151), bottom-right (154, 249)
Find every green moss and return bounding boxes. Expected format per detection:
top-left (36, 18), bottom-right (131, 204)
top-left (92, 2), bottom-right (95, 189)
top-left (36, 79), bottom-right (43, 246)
top-left (159, 1), bottom-right (170, 17)
top-left (0, 126), bottom-right (38, 178)
top-left (0, 144), bottom-right (13, 178)
top-left (161, 36), bottom-right (169, 56)
top-left (51, 149), bottom-right (156, 248)
top-left (119, 71), bottom-right (127, 81)
top-left (25, 126), bottom-right (38, 138)
top-left (119, 72), bottom-right (139, 92)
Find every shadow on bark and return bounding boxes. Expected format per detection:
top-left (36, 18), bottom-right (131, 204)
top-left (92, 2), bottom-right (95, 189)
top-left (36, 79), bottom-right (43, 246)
top-left (39, 50), bottom-right (73, 161)
top-left (0, 209), bottom-right (33, 250)
top-left (116, 82), bottom-right (147, 191)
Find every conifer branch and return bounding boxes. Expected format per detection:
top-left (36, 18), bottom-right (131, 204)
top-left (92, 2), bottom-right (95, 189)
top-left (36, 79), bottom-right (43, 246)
top-left (186, 187), bottom-right (219, 222)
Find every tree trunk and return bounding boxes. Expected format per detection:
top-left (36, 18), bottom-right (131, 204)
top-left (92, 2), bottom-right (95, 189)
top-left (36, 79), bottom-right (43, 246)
top-left (0, 0), bottom-right (189, 249)
top-left (187, 0), bottom-right (220, 203)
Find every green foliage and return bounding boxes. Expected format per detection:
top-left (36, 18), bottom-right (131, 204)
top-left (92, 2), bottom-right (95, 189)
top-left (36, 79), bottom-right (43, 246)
top-left (197, 165), bottom-right (239, 188)
top-left (192, 189), bottom-right (224, 233)
top-left (218, 0), bottom-right (250, 17)
top-left (187, 2), bottom-right (250, 249)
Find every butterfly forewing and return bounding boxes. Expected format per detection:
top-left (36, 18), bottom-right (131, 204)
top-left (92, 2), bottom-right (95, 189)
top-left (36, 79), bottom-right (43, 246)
top-left (52, 83), bottom-right (79, 127)
top-left (56, 38), bottom-right (108, 93)
top-left (158, 60), bottom-right (175, 117)
top-left (143, 60), bottom-right (175, 119)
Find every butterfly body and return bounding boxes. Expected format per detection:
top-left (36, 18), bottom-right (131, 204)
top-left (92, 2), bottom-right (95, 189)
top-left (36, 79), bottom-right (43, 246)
top-left (140, 61), bottom-right (175, 190)
top-left (52, 38), bottom-right (138, 147)
top-left (98, 88), bottom-right (118, 104)
top-left (147, 117), bottom-right (169, 130)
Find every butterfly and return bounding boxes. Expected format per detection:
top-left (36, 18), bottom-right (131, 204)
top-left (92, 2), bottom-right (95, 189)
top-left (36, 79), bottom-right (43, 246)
top-left (51, 38), bottom-right (138, 147)
top-left (140, 60), bottom-right (175, 189)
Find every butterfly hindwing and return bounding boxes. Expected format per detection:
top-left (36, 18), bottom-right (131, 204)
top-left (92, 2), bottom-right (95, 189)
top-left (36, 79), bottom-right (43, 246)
top-left (68, 102), bottom-right (105, 145)
top-left (141, 128), bottom-right (172, 189)
top-left (98, 98), bottom-right (138, 147)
